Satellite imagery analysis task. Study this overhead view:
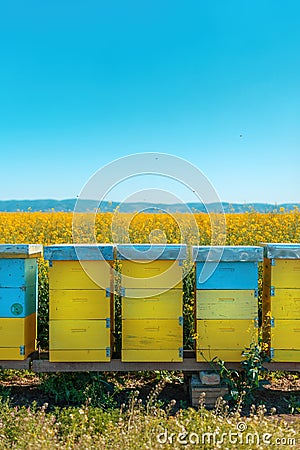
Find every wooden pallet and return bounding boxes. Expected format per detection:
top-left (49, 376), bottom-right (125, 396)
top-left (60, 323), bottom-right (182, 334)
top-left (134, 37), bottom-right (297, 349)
top-left (189, 374), bottom-right (228, 408)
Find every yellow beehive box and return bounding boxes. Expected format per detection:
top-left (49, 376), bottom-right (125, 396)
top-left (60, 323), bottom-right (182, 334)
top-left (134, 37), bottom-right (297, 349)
top-left (196, 349), bottom-right (246, 362)
top-left (50, 319), bottom-right (111, 349)
top-left (122, 319), bottom-right (182, 349)
top-left (122, 289), bottom-right (182, 319)
top-left (263, 256), bottom-right (300, 323)
top-left (117, 242), bottom-right (186, 289)
top-left (48, 260), bottom-right (112, 290)
top-left (49, 319), bottom-right (111, 362)
top-left (0, 313), bottom-right (36, 347)
top-left (269, 350), bottom-right (300, 362)
top-left (120, 260), bottom-right (183, 289)
top-left (196, 319), bottom-right (258, 362)
top-left (122, 349), bottom-right (182, 362)
top-left (0, 313), bottom-right (36, 360)
top-left (50, 349), bottom-right (111, 362)
top-left (264, 259), bottom-right (300, 289)
top-left (263, 288), bottom-right (300, 319)
top-left (122, 318), bottom-right (183, 361)
top-left (0, 342), bottom-right (36, 360)
top-left (196, 290), bottom-right (258, 320)
top-left (271, 319), bottom-right (300, 349)
top-left (262, 244), bottom-right (300, 361)
top-left (49, 289), bottom-right (111, 320)
top-left (196, 319), bottom-right (258, 348)
top-left (268, 319), bottom-right (300, 362)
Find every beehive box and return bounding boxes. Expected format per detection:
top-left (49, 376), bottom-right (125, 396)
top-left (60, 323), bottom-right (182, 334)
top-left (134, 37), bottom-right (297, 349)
top-left (194, 245), bottom-right (262, 290)
top-left (122, 289), bottom-right (182, 319)
top-left (0, 244), bottom-right (42, 360)
top-left (193, 246), bottom-right (263, 362)
top-left (117, 244), bottom-right (186, 362)
top-left (196, 290), bottom-right (257, 320)
top-left (49, 319), bottom-right (111, 362)
top-left (120, 260), bottom-right (184, 289)
top-left (262, 243), bottom-right (300, 362)
top-left (44, 244), bottom-right (114, 362)
top-left (196, 319), bottom-right (259, 362)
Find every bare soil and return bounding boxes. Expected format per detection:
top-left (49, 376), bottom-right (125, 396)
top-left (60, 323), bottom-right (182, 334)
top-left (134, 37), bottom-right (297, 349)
top-left (0, 372), bottom-right (299, 422)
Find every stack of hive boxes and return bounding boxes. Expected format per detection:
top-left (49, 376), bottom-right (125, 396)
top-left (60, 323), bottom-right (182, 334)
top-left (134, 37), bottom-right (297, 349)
top-left (44, 244), bottom-right (114, 362)
top-left (262, 243), bottom-right (300, 362)
top-left (193, 246), bottom-right (263, 362)
top-left (117, 244), bottom-right (186, 362)
top-left (0, 244), bottom-right (42, 360)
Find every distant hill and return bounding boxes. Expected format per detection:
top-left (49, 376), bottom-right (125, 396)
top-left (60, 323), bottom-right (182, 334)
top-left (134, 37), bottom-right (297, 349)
top-left (0, 199), bottom-right (299, 213)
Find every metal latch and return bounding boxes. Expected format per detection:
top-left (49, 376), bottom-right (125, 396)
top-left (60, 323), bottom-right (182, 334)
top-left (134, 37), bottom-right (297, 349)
top-left (106, 347), bottom-right (111, 357)
top-left (270, 317), bottom-right (275, 328)
top-left (106, 318), bottom-right (111, 328)
top-left (179, 347), bottom-right (183, 358)
top-left (19, 345), bottom-right (25, 356)
top-left (270, 286), bottom-right (275, 296)
top-left (179, 316), bottom-right (183, 326)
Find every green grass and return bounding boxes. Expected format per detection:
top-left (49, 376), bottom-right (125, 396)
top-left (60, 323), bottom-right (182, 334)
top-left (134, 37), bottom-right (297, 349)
top-left (0, 393), bottom-right (298, 449)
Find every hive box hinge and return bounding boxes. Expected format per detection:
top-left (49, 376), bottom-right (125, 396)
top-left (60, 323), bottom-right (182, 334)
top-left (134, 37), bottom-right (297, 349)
top-left (105, 288), bottom-right (111, 297)
top-left (270, 348), bottom-right (274, 359)
top-left (254, 317), bottom-right (259, 328)
top-left (106, 318), bottom-right (111, 328)
top-left (179, 347), bottom-right (183, 358)
top-left (270, 286), bottom-right (275, 296)
top-left (254, 289), bottom-right (258, 298)
top-left (270, 317), bottom-right (275, 328)
top-left (19, 345), bottom-right (25, 356)
top-left (106, 347), bottom-right (111, 357)
top-left (179, 316), bottom-right (183, 326)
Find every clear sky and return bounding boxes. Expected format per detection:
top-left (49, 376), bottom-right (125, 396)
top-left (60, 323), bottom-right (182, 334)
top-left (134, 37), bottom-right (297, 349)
top-left (0, 1), bottom-right (299, 204)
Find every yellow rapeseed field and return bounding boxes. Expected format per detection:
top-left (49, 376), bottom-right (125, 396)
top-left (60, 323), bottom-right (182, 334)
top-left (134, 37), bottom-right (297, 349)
top-left (0, 209), bottom-right (299, 245)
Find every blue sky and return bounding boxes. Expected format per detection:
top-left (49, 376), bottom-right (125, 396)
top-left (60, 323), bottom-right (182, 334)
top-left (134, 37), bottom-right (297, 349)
top-left (0, 1), bottom-right (299, 203)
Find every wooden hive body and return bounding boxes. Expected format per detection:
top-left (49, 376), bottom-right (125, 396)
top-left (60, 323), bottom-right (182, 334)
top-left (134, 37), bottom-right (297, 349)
top-left (193, 246), bottom-right (262, 362)
top-left (0, 245), bottom-right (42, 360)
top-left (44, 245), bottom-right (114, 362)
top-left (262, 244), bottom-right (300, 362)
top-left (117, 244), bottom-right (186, 362)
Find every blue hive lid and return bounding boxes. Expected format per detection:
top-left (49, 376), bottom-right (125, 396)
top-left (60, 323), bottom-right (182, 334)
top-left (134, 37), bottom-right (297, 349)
top-left (192, 246), bottom-right (263, 262)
